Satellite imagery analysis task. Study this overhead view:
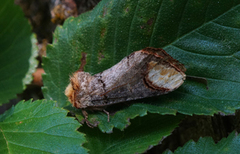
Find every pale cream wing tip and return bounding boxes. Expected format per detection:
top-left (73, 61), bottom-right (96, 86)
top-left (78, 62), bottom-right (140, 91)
top-left (146, 63), bottom-right (186, 91)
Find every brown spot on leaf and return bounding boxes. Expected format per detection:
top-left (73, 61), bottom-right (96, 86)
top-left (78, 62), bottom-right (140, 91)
top-left (101, 28), bottom-right (106, 37)
top-left (98, 50), bottom-right (105, 64)
top-left (147, 18), bottom-right (154, 26)
top-left (79, 52), bottom-right (87, 71)
top-left (103, 7), bottom-right (107, 17)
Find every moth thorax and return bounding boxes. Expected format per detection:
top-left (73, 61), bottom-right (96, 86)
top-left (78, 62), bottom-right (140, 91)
top-left (145, 61), bottom-right (186, 91)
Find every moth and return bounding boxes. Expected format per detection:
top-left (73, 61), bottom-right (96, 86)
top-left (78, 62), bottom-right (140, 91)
top-left (65, 47), bottom-right (186, 126)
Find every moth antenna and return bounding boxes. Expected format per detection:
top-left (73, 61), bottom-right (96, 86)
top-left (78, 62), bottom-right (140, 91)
top-left (186, 75), bottom-right (208, 90)
top-left (103, 109), bottom-right (110, 122)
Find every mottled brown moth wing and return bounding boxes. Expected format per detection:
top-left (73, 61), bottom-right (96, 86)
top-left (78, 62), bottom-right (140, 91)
top-left (91, 47), bottom-right (186, 106)
top-left (65, 47), bottom-right (186, 110)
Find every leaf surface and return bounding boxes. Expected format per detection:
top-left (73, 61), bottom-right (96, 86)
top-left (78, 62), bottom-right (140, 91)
top-left (42, 0), bottom-right (240, 130)
top-left (164, 131), bottom-right (240, 154)
top-left (81, 114), bottom-right (183, 154)
top-left (0, 100), bottom-right (87, 154)
top-left (0, 0), bottom-right (37, 104)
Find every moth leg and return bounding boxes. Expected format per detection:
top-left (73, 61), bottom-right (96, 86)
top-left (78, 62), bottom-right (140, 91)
top-left (89, 107), bottom-right (110, 122)
top-left (82, 109), bottom-right (94, 128)
top-left (103, 109), bottom-right (110, 122)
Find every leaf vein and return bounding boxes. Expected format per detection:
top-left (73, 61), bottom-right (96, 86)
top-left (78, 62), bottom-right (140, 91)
top-left (7, 141), bottom-right (53, 153)
top-left (176, 0), bottom-right (189, 38)
top-left (165, 4), bottom-right (240, 48)
top-left (2, 131), bottom-right (80, 139)
top-left (171, 44), bottom-right (239, 57)
top-left (126, 0), bottom-right (139, 55)
top-left (0, 112), bottom-right (65, 124)
top-left (211, 21), bottom-right (240, 30)
top-left (149, 0), bottom-right (163, 46)
top-left (0, 127), bottom-right (9, 153)
top-left (177, 90), bottom-right (240, 102)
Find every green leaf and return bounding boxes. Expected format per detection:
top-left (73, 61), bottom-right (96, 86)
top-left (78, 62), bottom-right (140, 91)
top-left (67, 103), bottom-right (176, 133)
top-left (42, 0), bottom-right (240, 130)
top-left (0, 100), bottom-right (87, 154)
top-left (164, 131), bottom-right (240, 154)
top-left (0, 0), bottom-right (37, 104)
top-left (22, 34), bottom-right (38, 87)
top-left (81, 114), bottom-right (183, 154)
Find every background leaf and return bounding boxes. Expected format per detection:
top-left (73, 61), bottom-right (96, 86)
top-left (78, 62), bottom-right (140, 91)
top-left (0, 0), bottom-right (37, 105)
top-left (42, 0), bottom-right (240, 131)
top-left (0, 100), bottom-right (87, 154)
top-left (81, 114), bottom-right (183, 154)
top-left (22, 34), bottom-right (38, 86)
top-left (67, 103), bottom-right (177, 133)
top-left (164, 131), bottom-right (240, 154)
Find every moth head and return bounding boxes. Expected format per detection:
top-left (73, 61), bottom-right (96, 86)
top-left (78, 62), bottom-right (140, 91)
top-left (65, 83), bottom-right (75, 103)
top-left (65, 72), bottom-right (79, 107)
top-left (65, 71), bottom-right (93, 109)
